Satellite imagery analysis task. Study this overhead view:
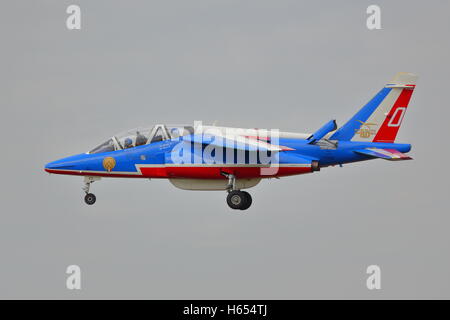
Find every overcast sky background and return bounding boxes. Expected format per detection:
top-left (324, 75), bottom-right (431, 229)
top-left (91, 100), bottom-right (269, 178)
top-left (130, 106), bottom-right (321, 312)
top-left (1, 0), bottom-right (449, 299)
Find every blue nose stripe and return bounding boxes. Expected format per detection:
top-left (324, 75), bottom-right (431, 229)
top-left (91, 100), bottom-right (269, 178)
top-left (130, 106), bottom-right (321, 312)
top-left (45, 153), bottom-right (91, 171)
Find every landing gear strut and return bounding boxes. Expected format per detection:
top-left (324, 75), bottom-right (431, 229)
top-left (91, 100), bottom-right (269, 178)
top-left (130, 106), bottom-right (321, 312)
top-left (82, 176), bottom-right (100, 205)
top-left (222, 172), bottom-right (253, 210)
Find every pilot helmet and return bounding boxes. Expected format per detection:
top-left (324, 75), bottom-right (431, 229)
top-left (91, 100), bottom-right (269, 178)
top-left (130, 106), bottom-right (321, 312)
top-left (124, 138), bottom-right (133, 147)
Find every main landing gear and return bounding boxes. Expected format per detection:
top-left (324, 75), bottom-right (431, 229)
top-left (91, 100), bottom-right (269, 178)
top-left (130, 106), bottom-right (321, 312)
top-left (222, 173), bottom-right (253, 211)
top-left (227, 190), bottom-right (252, 210)
top-left (82, 176), bottom-right (100, 205)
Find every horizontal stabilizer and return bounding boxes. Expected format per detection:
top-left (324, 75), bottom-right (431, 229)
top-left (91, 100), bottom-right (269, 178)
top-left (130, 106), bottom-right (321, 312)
top-left (354, 148), bottom-right (412, 161)
top-left (308, 120), bottom-right (337, 143)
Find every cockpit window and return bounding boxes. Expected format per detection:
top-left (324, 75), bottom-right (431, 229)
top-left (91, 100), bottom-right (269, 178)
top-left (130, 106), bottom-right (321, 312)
top-left (89, 125), bottom-right (190, 154)
top-left (167, 126), bottom-right (194, 139)
top-left (89, 139), bottom-right (116, 154)
top-left (151, 128), bottom-right (164, 143)
top-left (114, 127), bottom-right (152, 150)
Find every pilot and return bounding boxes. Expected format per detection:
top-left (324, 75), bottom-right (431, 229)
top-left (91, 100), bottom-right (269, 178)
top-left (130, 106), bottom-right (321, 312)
top-left (135, 131), bottom-right (148, 146)
top-left (170, 127), bottom-right (181, 139)
top-left (124, 138), bottom-right (134, 149)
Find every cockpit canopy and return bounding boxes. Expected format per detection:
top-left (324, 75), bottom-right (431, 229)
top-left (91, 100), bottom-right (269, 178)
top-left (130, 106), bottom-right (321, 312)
top-left (88, 125), bottom-right (194, 154)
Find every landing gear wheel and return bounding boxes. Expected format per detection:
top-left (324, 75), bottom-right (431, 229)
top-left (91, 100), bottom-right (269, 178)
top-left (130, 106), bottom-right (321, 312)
top-left (227, 191), bottom-right (244, 210)
top-left (227, 190), bottom-right (252, 210)
top-left (240, 191), bottom-right (252, 210)
top-left (84, 193), bottom-right (96, 205)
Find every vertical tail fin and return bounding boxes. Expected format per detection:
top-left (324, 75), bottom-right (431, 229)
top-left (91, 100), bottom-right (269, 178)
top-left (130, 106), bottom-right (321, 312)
top-left (330, 72), bottom-right (418, 142)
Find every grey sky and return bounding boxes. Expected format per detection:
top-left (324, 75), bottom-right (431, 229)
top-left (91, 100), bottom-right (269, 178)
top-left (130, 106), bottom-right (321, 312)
top-left (1, 0), bottom-right (449, 298)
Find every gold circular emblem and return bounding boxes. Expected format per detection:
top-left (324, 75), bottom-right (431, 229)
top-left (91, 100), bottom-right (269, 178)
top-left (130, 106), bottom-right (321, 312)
top-left (360, 129), bottom-right (371, 138)
top-left (102, 157), bottom-right (116, 172)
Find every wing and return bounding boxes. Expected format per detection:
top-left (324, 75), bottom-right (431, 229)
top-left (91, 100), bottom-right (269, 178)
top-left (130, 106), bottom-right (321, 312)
top-left (182, 133), bottom-right (294, 152)
top-left (354, 148), bottom-right (412, 161)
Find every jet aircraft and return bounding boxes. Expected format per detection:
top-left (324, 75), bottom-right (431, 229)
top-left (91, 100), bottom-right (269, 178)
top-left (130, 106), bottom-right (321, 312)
top-left (45, 72), bottom-right (417, 210)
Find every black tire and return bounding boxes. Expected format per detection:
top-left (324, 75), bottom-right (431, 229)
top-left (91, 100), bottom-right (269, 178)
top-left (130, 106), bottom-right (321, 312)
top-left (227, 190), bottom-right (247, 210)
top-left (240, 191), bottom-right (252, 210)
top-left (84, 193), bottom-right (96, 205)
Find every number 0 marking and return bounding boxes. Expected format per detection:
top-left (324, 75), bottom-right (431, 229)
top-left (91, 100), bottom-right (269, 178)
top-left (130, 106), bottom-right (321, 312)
top-left (387, 107), bottom-right (406, 127)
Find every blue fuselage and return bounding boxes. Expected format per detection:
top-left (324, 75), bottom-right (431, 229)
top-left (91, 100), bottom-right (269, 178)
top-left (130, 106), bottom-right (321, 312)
top-left (45, 137), bottom-right (411, 179)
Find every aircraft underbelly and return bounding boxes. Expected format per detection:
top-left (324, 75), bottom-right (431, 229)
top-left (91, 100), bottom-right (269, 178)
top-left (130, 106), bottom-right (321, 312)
top-left (45, 164), bottom-right (312, 179)
top-left (140, 165), bottom-right (312, 179)
top-left (169, 178), bottom-right (261, 190)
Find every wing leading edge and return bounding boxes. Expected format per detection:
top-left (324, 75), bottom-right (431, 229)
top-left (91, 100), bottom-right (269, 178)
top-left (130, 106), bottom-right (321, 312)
top-left (183, 134), bottom-right (294, 152)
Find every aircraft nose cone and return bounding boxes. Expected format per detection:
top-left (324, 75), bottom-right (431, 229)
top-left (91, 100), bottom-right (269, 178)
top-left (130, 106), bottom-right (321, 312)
top-left (44, 159), bottom-right (76, 173)
top-left (44, 153), bottom-right (90, 173)
top-left (44, 161), bottom-right (56, 171)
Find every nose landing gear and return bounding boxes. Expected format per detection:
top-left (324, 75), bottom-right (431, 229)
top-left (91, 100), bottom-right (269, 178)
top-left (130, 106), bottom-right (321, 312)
top-left (222, 172), bottom-right (253, 211)
top-left (82, 176), bottom-right (101, 205)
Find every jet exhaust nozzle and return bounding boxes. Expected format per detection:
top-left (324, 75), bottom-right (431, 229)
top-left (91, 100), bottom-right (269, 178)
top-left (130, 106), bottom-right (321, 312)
top-left (312, 160), bottom-right (320, 172)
